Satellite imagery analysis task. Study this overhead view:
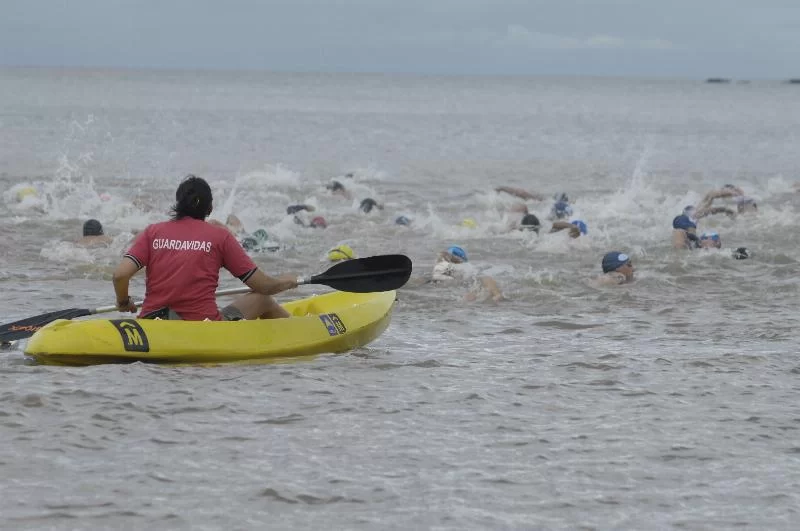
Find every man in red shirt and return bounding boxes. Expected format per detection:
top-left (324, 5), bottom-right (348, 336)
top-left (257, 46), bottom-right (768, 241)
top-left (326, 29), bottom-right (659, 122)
top-left (112, 175), bottom-right (298, 321)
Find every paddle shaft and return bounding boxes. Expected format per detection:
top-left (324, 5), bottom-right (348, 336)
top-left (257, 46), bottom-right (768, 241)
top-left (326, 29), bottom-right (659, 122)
top-left (92, 286), bottom-right (253, 314)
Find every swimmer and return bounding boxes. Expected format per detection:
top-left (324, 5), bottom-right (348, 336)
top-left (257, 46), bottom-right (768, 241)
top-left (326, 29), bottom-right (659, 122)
top-left (327, 244), bottom-right (357, 262)
top-left (595, 251), bottom-right (635, 285)
top-left (672, 214), bottom-right (700, 249)
top-left (550, 219), bottom-right (587, 238)
top-left (495, 186), bottom-right (545, 201)
top-left (359, 198), bottom-right (383, 214)
top-left (395, 215), bottom-right (412, 226)
top-left (286, 204), bottom-right (316, 215)
top-left (431, 245), bottom-right (505, 302)
top-left (76, 219), bottom-right (114, 247)
top-left (326, 179), bottom-right (353, 199)
top-left (548, 200), bottom-right (573, 221)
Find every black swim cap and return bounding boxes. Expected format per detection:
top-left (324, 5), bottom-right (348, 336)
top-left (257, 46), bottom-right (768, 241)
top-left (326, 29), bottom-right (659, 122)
top-left (170, 174), bottom-right (213, 221)
top-left (360, 198), bottom-right (378, 213)
top-left (326, 180), bottom-right (345, 192)
top-left (520, 214), bottom-right (540, 233)
top-left (82, 219), bottom-right (103, 237)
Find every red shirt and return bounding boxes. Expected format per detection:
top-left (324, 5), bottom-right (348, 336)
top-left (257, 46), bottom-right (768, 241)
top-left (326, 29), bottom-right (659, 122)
top-left (125, 218), bottom-right (256, 320)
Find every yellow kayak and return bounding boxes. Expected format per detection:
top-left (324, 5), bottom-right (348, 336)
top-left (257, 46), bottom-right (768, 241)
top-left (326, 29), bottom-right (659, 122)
top-left (24, 290), bottom-right (396, 366)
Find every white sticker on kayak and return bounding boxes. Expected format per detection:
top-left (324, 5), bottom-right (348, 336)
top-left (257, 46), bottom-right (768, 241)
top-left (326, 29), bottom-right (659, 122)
top-left (319, 313), bottom-right (347, 336)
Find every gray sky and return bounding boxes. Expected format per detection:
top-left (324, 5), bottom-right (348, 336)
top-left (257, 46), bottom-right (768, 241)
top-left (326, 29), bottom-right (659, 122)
top-left (3, 0), bottom-right (799, 78)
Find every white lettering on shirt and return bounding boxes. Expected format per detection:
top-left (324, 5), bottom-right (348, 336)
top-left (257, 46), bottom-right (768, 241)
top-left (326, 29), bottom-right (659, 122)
top-left (152, 239), bottom-right (212, 252)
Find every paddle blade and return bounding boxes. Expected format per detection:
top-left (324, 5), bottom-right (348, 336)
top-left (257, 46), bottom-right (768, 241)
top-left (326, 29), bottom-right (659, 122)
top-left (0, 308), bottom-right (93, 342)
top-left (307, 254), bottom-right (412, 293)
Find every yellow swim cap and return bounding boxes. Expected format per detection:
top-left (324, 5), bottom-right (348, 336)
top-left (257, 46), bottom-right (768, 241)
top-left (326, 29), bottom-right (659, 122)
top-left (327, 244), bottom-right (356, 262)
top-left (16, 187), bottom-right (37, 201)
top-left (460, 218), bottom-right (477, 228)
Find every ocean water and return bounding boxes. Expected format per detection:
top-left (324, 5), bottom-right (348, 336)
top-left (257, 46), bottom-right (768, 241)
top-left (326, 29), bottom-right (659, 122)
top-left (2, 67), bottom-right (800, 529)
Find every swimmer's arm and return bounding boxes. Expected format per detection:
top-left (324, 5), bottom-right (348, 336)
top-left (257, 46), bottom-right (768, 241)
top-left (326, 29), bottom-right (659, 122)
top-left (549, 221), bottom-right (573, 231)
top-left (479, 276), bottom-right (505, 301)
top-left (495, 186), bottom-right (544, 201)
top-left (704, 206), bottom-right (737, 219)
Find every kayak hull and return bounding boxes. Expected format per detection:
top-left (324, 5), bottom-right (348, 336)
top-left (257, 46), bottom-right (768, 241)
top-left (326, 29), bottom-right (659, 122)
top-left (24, 290), bottom-right (395, 366)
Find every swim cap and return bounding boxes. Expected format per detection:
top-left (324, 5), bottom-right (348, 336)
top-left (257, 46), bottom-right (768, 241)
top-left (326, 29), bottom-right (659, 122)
top-left (601, 251), bottom-right (630, 273)
top-left (460, 217), bottom-right (477, 228)
top-left (16, 187), bottom-right (37, 201)
top-left (326, 180), bottom-right (345, 191)
top-left (446, 246), bottom-right (468, 262)
top-left (732, 247), bottom-right (750, 260)
top-left (252, 229), bottom-right (269, 241)
top-left (672, 214), bottom-right (697, 230)
top-left (241, 236), bottom-right (259, 251)
top-left (520, 213), bottom-right (540, 233)
top-left (571, 220), bottom-right (588, 235)
top-left (553, 192), bottom-right (569, 203)
top-left (395, 215), bottom-right (411, 226)
top-left (360, 198), bottom-right (379, 213)
top-left (310, 216), bottom-right (327, 228)
top-left (551, 201), bottom-right (573, 219)
top-left (327, 244), bottom-right (356, 262)
top-left (82, 219), bottom-right (104, 237)
top-left (286, 204), bottom-right (310, 215)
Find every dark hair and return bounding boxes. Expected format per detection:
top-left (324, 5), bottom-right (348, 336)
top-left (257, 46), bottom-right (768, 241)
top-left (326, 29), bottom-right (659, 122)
top-left (83, 219), bottom-right (103, 236)
top-left (170, 175), bottom-right (213, 220)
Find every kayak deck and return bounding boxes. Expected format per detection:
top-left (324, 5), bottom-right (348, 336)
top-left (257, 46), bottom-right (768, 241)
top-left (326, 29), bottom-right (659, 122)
top-left (24, 290), bottom-right (396, 366)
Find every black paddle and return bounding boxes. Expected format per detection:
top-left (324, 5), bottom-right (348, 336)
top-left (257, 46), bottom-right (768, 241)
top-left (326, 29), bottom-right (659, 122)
top-left (0, 254), bottom-right (412, 342)
top-left (299, 254), bottom-right (411, 293)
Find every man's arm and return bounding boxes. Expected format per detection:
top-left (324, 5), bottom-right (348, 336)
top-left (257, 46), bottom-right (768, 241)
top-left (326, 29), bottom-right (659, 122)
top-left (244, 269), bottom-right (298, 296)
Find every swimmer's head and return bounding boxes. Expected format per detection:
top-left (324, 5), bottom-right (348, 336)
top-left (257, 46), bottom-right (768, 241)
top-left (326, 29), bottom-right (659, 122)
top-left (310, 216), bottom-right (327, 229)
top-left (16, 187), bottom-right (37, 202)
top-left (699, 231), bottom-right (722, 249)
top-left (571, 220), bottom-right (588, 235)
top-left (672, 214), bottom-right (697, 231)
top-left (732, 247), bottom-right (750, 260)
top-left (241, 236), bottom-right (259, 251)
top-left (360, 198), bottom-right (380, 213)
top-left (602, 251), bottom-right (632, 274)
top-left (551, 201), bottom-right (573, 220)
top-left (395, 215), bottom-right (411, 226)
top-left (326, 180), bottom-right (345, 192)
top-left (520, 214), bottom-right (540, 233)
top-left (460, 217), bottom-right (477, 228)
top-left (327, 244), bottom-right (356, 262)
top-left (736, 196), bottom-right (757, 214)
top-left (82, 219), bottom-right (104, 237)
top-left (446, 246), bottom-right (468, 263)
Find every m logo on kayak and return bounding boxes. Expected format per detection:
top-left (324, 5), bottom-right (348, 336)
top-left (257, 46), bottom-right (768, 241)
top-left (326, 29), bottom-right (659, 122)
top-left (110, 319), bottom-right (150, 352)
top-left (319, 313), bottom-right (346, 336)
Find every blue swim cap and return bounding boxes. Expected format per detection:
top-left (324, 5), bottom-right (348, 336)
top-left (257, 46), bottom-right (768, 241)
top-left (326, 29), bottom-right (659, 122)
top-left (571, 220), bottom-right (588, 235)
top-left (395, 215), bottom-right (411, 226)
top-left (672, 215), bottom-right (697, 230)
top-left (447, 246), bottom-right (468, 262)
top-left (551, 201), bottom-right (573, 219)
top-left (602, 251), bottom-right (630, 273)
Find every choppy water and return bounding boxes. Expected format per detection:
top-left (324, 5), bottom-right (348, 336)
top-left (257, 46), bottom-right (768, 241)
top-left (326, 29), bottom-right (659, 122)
top-left (2, 67), bottom-right (800, 530)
